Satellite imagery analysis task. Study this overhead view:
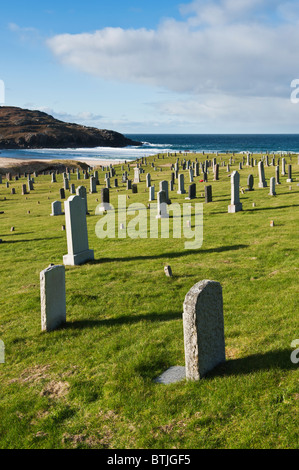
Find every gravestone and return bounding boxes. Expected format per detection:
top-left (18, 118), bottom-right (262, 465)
top-left (247, 174), bottom-right (254, 191)
top-left (146, 173), bottom-right (151, 188)
top-left (228, 171), bottom-right (242, 213)
top-left (164, 265), bottom-right (172, 277)
top-left (64, 178), bottom-right (69, 191)
top-left (189, 168), bottom-right (194, 182)
top-left (70, 183), bottom-right (76, 194)
top-left (213, 164), bottom-right (219, 181)
top-left (134, 167), bottom-right (140, 183)
top-left (183, 280), bottom-right (225, 380)
top-left (76, 185), bottom-right (88, 214)
top-left (177, 174), bottom-right (186, 195)
top-left (156, 190), bottom-right (168, 219)
top-left (258, 161), bottom-right (267, 188)
top-left (51, 173), bottom-right (56, 183)
top-left (186, 183), bottom-right (196, 200)
top-left (275, 165), bottom-right (281, 184)
top-left (127, 179), bottom-right (132, 190)
top-left (132, 184), bottom-right (138, 194)
top-left (40, 265), bottom-right (66, 332)
top-left (50, 200), bottom-right (63, 216)
top-left (63, 196), bottom-right (94, 266)
top-left (281, 158), bottom-right (286, 176)
top-left (205, 185), bottom-right (212, 203)
top-left (286, 165), bottom-right (293, 183)
top-left (160, 180), bottom-right (170, 203)
top-left (269, 177), bottom-right (276, 196)
top-left (60, 188), bottom-right (65, 200)
top-left (90, 176), bottom-right (97, 193)
top-left (95, 188), bottom-right (112, 212)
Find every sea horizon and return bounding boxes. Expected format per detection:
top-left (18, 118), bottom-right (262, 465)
top-left (1, 133), bottom-right (299, 163)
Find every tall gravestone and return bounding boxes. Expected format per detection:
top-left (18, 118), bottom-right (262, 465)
top-left (149, 185), bottom-right (155, 201)
top-left (76, 185), bottom-right (88, 214)
top-left (63, 196), bottom-right (94, 266)
top-left (177, 174), bottom-right (186, 195)
top-left (269, 177), bottom-right (276, 196)
top-left (156, 190), bottom-right (168, 219)
top-left (247, 174), bottom-right (254, 191)
top-left (228, 171), bottom-right (242, 213)
top-left (258, 161), bottom-right (267, 188)
top-left (40, 265), bottom-right (66, 332)
top-left (205, 185), bottom-right (212, 203)
top-left (275, 165), bottom-right (281, 185)
top-left (183, 280), bottom-right (225, 380)
top-left (286, 165), bottom-right (293, 183)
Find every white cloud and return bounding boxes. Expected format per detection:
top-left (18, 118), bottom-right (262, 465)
top-left (46, 1), bottom-right (299, 99)
top-left (44, 1), bottom-right (299, 132)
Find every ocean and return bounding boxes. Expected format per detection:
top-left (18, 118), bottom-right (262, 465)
top-left (1, 134), bottom-right (299, 162)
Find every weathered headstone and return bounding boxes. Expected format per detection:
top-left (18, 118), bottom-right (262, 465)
top-left (177, 174), bottom-right (186, 195)
top-left (149, 185), bottom-right (155, 201)
top-left (183, 280), bottom-right (225, 380)
top-left (95, 188), bottom-right (112, 212)
top-left (269, 177), bottom-right (276, 196)
top-left (76, 185), bottom-right (88, 214)
top-left (156, 190), bottom-right (168, 219)
top-left (63, 196), bottom-right (94, 266)
top-left (258, 161), bottom-right (267, 188)
top-left (40, 265), bottom-right (66, 332)
top-left (228, 171), bottom-right (242, 213)
top-left (205, 185), bottom-right (212, 203)
top-left (50, 200), bottom-right (63, 216)
top-left (247, 174), bottom-right (254, 191)
top-left (186, 183), bottom-right (196, 200)
top-left (90, 176), bottom-right (97, 193)
top-left (286, 164), bottom-right (293, 183)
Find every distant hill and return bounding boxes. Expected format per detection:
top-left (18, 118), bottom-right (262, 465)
top-left (0, 106), bottom-right (142, 149)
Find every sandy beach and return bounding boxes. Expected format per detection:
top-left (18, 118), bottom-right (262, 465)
top-left (0, 156), bottom-right (134, 170)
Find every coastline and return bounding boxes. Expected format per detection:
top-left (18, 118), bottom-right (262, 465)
top-left (0, 156), bottom-right (136, 169)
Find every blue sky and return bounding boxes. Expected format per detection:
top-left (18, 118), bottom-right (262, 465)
top-left (1, 0), bottom-right (299, 134)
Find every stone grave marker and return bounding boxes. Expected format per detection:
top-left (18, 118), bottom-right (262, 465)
top-left (40, 265), bottom-right (66, 332)
top-left (63, 196), bottom-right (94, 266)
top-left (183, 280), bottom-right (225, 380)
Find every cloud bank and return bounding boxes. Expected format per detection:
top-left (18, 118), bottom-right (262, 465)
top-left (45, 0), bottom-right (299, 131)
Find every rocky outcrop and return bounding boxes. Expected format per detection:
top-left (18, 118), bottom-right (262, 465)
top-left (0, 106), bottom-right (141, 149)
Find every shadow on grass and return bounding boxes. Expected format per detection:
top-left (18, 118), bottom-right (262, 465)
top-left (89, 244), bottom-right (248, 264)
top-left (207, 348), bottom-right (296, 377)
top-left (1, 236), bottom-right (62, 244)
top-left (65, 310), bottom-right (182, 329)
top-left (246, 204), bottom-right (299, 212)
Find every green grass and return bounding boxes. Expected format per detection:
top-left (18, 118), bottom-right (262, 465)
top-left (0, 154), bottom-right (298, 449)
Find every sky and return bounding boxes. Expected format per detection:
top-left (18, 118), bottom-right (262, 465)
top-left (1, 0), bottom-right (299, 134)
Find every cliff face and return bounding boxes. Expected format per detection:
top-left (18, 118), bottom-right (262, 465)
top-left (0, 107), bottom-right (141, 149)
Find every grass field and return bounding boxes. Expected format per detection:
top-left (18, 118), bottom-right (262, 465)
top-left (0, 153), bottom-right (298, 449)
